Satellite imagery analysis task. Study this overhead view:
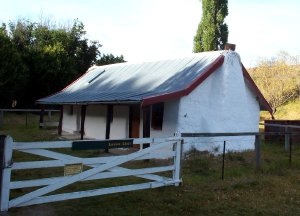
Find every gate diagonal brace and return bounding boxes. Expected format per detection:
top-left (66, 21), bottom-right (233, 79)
top-left (18, 149), bottom-right (167, 182)
top-left (9, 141), bottom-right (172, 208)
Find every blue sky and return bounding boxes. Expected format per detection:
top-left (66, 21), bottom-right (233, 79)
top-left (1, 0), bottom-right (300, 68)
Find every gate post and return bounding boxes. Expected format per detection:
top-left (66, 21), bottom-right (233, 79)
top-left (0, 135), bottom-right (13, 212)
top-left (173, 139), bottom-right (183, 186)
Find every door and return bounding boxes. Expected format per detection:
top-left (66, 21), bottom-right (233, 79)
top-left (129, 105), bottom-right (140, 138)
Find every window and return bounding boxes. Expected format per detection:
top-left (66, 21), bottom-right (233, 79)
top-left (151, 103), bottom-right (164, 130)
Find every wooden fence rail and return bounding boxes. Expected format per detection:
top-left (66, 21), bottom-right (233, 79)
top-left (262, 122), bottom-right (300, 150)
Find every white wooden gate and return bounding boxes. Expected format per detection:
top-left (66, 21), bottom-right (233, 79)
top-left (0, 136), bottom-right (182, 212)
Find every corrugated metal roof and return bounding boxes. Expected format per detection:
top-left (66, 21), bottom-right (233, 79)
top-left (37, 51), bottom-right (224, 104)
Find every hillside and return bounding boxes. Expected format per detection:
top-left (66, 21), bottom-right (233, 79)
top-left (248, 52), bottom-right (300, 120)
top-left (274, 98), bottom-right (300, 119)
top-left (261, 98), bottom-right (300, 120)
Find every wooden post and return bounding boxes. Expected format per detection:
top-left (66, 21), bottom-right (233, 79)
top-left (173, 140), bottom-right (183, 186)
top-left (0, 110), bottom-right (3, 128)
top-left (221, 141), bottom-right (226, 180)
top-left (58, 106), bottom-right (64, 136)
top-left (289, 132), bottom-right (292, 167)
top-left (39, 105), bottom-right (45, 129)
top-left (105, 105), bottom-right (113, 153)
top-left (255, 135), bottom-right (261, 169)
top-left (80, 105), bottom-right (87, 140)
top-left (285, 126), bottom-right (290, 151)
top-left (142, 106), bottom-right (151, 149)
top-left (0, 135), bottom-right (13, 212)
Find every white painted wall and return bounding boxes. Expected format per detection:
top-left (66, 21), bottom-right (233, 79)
top-left (62, 105), bottom-right (80, 134)
top-left (177, 51), bottom-right (260, 153)
top-left (84, 105), bottom-right (107, 139)
top-left (110, 106), bottom-right (129, 139)
top-left (63, 105), bottom-right (130, 139)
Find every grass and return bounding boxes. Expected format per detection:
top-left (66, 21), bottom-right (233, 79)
top-left (2, 114), bottom-right (300, 215)
top-left (261, 97), bottom-right (300, 120)
top-left (275, 98), bottom-right (300, 120)
top-left (0, 112), bottom-right (60, 141)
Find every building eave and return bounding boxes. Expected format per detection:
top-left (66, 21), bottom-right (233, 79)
top-left (37, 100), bottom-right (141, 106)
top-left (241, 64), bottom-right (274, 117)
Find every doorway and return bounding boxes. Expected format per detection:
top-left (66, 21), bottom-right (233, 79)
top-left (129, 105), bottom-right (140, 138)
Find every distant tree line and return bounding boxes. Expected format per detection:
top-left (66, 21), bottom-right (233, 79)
top-left (0, 19), bottom-right (125, 108)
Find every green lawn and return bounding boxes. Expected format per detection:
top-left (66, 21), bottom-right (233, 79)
top-left (2, 114), bottom-right (300, 215)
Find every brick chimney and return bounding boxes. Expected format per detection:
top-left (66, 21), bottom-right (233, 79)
top-left (224, 43), bottom-right (236, 51)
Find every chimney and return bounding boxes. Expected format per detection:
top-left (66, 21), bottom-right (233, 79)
top-left (224, 43), bottom-right (236, 51)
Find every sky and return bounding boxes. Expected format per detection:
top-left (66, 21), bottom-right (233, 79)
top-left (1, 0), bottom-right (300, 68)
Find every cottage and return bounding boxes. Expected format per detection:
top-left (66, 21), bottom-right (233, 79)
top-left (37, 50), bottom-right (272, 152)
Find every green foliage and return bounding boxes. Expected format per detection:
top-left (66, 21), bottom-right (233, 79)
top-left (0, 24), bottom-right (28, 107)
top-left (0, 19), bottom-right (125, 108)
top-left (5, 19), bottom-right (101, 107)
top-left (193, 0), bottom-right (228, 52)
top-left (96, 53), bottom-right (125, 66)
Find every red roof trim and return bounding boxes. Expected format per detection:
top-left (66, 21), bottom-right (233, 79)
top-left (141, 55), bottom-right (225, 107)
top-left (241, 64), bottom-right (274, 117)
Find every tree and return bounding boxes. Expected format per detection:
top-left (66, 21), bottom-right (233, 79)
top-left (0, 24), bottom-right (28, 108)
top-left (193, 0), bottom-right (228, 52)
top-left (249, 51), bottom-right (300, 113)
top-left (0, 18), bottom-right (126, 107)
top-left (96, 54), bottom-right (125, 66)
top-left (6, 19), bottom-right (101, 107)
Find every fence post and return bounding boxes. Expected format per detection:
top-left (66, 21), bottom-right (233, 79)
top-left (285, 127), bottom-right (290, 151)
top-left (221, 141), bottom-right (226, 180)
top-left (289, 133), bottom-right (292, 167)
top-left (173, 139), bottom-right (182, 186)
top-left (0, 135), bottom-right (13, 212)
top-left (255, 135), bottom-right (261, 169)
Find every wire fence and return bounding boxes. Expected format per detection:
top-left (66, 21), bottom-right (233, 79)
top-left (0, 109), bottom-right (59, 128)
top-left (181, 125), bottom-right (300, 180)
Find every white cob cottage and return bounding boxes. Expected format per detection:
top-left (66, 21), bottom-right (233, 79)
top-left (38, 50), bottom-right (272, 152)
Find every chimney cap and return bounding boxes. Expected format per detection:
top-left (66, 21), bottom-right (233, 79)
top-left (225, 43), bottom-right (236, 51)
